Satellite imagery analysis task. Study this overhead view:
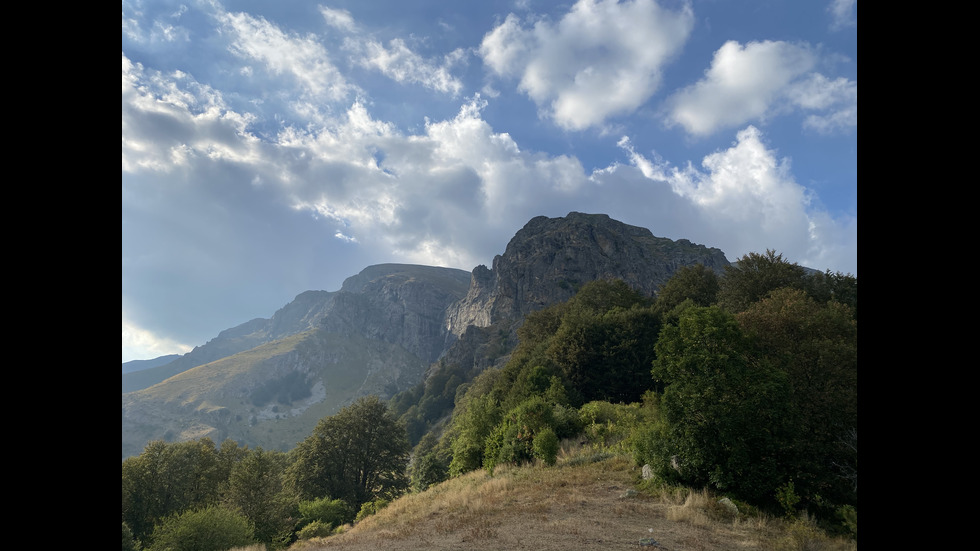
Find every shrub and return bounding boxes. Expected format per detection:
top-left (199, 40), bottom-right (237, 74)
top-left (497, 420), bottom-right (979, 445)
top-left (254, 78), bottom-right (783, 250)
top-left (296, 520), bottom-right (333, 540)
top-left (837, 504), bottom-right (857, 538)
top-left (297, 497), bottom-right (355, 530)
top-left (146, 505), bottom-right (256, 551)
top-left (532, 427), bottom-right (559, 466)
top-left (355, 499), bottom-right (390, 522)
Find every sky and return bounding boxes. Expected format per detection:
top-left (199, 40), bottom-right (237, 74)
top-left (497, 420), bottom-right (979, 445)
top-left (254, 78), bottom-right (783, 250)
top-left (122, 0), bottom-right (857, 363)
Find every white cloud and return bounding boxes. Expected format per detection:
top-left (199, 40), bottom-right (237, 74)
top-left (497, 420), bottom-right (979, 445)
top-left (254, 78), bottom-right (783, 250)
top-left (350, 38), bottom-right (466, 95)
top-left (787, 74), bottom-right (857, 134)
top-left (319, 6), bottom-right (356, 32)
top-left (828, 0), bottom-right (857, 31)
top-left (216, 9), bottom-right (354, 103)
top-left (480, 0), bottom-right (694, 130)
top-left (123, 316), bottom-right (193, 363)
top-left (123, 41), bottom-right (857, 360)
top-left (665, 40), bottom-right (819, 136)
top-left (617, 126), bottom-right (856, 272)
top-left (317, 6), bottom-right (467, 95)
top-left (121, 53), bottom-right (262, 173)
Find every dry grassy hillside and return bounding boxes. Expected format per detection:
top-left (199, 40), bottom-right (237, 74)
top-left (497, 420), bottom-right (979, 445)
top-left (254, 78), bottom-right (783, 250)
top-left (280, 446), bottom-right (856, 551)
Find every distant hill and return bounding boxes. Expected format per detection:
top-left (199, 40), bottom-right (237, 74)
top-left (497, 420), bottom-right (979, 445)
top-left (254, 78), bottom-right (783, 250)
top-left (122, 213), bottom-right (732, 459)
top-left (122, 354), bottom-right (180, 375)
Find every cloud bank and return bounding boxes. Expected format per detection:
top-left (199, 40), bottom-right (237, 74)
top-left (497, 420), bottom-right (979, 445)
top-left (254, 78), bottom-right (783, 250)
top-left (122, 0), bottom-right (857, 362)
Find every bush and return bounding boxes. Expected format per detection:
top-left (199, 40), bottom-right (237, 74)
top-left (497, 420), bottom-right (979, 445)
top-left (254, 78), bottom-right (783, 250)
top-left (146, 505), bottom-right (256, 551)
top-left (532, 427), bottom-right (559, 466)
top-left (296, 520), bottom-right (334, 540)
top-left (355, 499), bottom-right (390, 522)
top-left (837, 504), bottom-right (857, 538)
top-left (297, 497), bottom-right (355, 530)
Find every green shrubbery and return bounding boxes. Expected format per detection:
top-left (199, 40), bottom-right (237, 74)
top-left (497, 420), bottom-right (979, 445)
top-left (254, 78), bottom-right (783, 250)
top-left (146, 505), bottom-right (256, 551)
top-left (297, 496), bottom-right (355, 532)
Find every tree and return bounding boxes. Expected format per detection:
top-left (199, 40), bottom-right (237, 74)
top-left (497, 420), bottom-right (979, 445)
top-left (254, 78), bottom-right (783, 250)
top-left (654, 263), bottom-right (720, 313)
top-left (717, 250), bottom-right (806, 313)
top-left (648, 304), bottom-right (792, 504)
top-left (285, 396), bottom-right (410, 509)
top-left (803, 269), bottom-right (858, 317)
top-left (547, 304), bottom-right (660, 404)
top-left (121, 438), bottom-right (227, 544)
top-left (146, 505), bottom-right (255, 551)
top-left (223, 447), bottom-right (295, 548)
top-left (736, 288), bottom-right (858, 507)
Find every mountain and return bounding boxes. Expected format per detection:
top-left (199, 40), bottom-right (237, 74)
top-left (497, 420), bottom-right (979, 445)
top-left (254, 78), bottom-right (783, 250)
top-left (122, 354), bottom-right (180, 375)
top-left (446, 212), bottom-right (729, 337)
top-left (122, 213), bottom-right (731, 459)
top-left (121, 264), bottom-right (470, 459)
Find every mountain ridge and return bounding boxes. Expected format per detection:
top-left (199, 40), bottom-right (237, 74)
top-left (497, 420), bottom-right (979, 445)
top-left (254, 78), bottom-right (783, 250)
top-left (122, 212), bottom-right (733, 459)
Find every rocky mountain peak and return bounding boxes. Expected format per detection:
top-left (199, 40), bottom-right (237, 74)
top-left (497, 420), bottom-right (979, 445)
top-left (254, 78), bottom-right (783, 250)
top-left (445, 212), bottom-right (730, 336)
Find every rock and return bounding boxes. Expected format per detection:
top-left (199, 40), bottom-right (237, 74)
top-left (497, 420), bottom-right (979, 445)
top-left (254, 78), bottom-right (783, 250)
top-left (718, 497), bottom-right (739, 516)
top-left (642, 464), bottom-right (654, 480)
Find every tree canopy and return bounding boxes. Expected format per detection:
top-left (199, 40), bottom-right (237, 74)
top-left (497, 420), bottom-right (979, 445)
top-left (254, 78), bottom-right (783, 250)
top-left (285, 395), bottom-right (410, 508)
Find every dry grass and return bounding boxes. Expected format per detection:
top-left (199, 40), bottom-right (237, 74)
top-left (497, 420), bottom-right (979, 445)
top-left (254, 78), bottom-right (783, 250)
top-left (287, 450), bottom-right (856, 551)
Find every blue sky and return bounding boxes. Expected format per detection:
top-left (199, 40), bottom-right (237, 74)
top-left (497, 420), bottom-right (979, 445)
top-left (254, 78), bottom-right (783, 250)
top-left (122, 0), bottom-right (857, 363)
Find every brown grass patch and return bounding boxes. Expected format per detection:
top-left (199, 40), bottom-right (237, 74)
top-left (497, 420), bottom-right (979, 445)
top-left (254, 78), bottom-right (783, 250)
top-left (293, 453), bottom-right (856, 551)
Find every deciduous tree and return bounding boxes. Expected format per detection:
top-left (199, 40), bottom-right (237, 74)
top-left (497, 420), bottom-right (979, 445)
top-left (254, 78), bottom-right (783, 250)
top-left (285, 396), bottom-right (410, 508)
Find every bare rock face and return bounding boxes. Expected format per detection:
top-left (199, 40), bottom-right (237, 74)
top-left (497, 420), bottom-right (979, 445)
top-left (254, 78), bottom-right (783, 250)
top-left (319, 264), bottom-right (471, 364)
top-left (446, 212), bottom-right (730, 337)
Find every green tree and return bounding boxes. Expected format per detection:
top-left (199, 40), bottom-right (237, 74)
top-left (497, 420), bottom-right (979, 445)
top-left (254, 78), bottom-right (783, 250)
top-left (409, 432), bottom-right (451, 493)
top-left (736, 288), bottom-right (858, 507)
top-left (285, 396), bottom-right (410, 509)
top-left (654, 263), bottom-right (720, 313)
top-left (122, 522), bottom-right (138, 551)
top-left (483, 395), bottom-right (557, 471)
top-left (717, 250), bottom-right (806, 313)
top-left (803, 269), bottom-right (858, 317)
top-left (223, 447), bottom-right (295, 548)
top-left (146, 505), bottom-right (255, 551)
top-left (447, 368), bottom-right (504, 476)
top-left (121, 438), bottom-right (227, 543)
top-left (649, 305), bottom-right (792, 504)
top-left (547, 304), bottom-right (660, 404)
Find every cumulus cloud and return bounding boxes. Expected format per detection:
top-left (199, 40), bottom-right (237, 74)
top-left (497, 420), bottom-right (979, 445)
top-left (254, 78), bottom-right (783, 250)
top-left (121, 53), bottom-right (262, 173)
top-left (617, 126), bottom-right (856, 271)
top-left (480, 0), bottom-right (694, 130)
top-left (828, 0), bottom-right (857, 31)
top-left (665, 40), bottom-right (856, 136)
top-left (123, 5), bottom-right (856, 362)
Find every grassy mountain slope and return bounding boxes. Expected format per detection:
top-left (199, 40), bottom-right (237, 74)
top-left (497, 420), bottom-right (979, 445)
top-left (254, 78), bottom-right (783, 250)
top-left (121, 329), bottom-right (427, 458)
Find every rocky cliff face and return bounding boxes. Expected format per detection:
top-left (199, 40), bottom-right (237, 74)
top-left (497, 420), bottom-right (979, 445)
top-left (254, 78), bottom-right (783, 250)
top-left (445, 212), bottom-right (730, 337)
top-left (318, 264), bottom-right (472, 363)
